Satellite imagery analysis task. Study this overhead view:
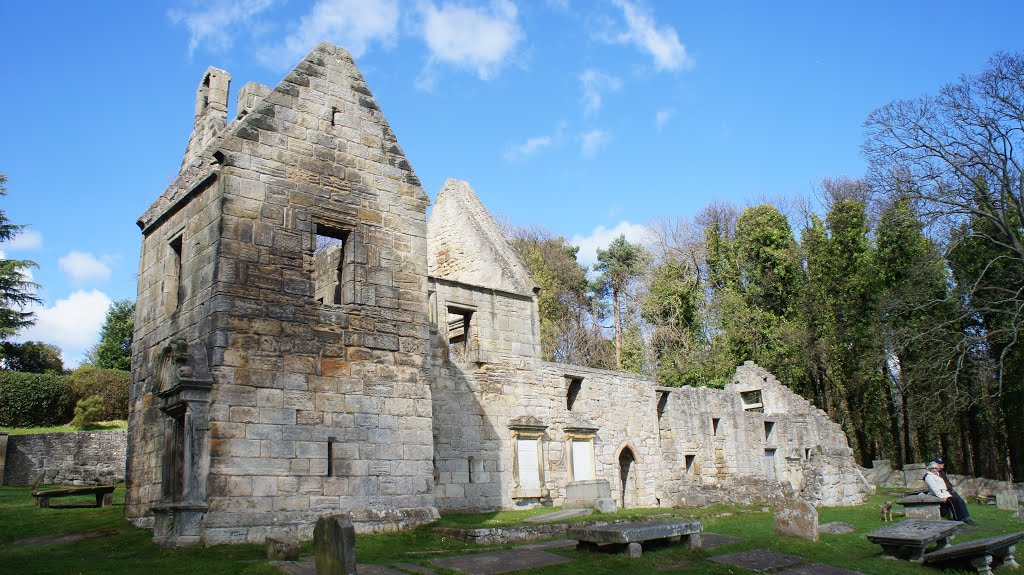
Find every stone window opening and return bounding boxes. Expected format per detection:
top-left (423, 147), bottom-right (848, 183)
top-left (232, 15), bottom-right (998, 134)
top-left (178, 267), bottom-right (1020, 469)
top-left (656, 391), bottom-right (669, 419)
top-left (685, 454), bottom-right (696, 476)
top-left (804, 447), bottom-right (812, 460)
top-left (764, 421), bottom-right (775, 442)
top-left (566, 376), bottom-right (583, 411)
top-left (163, 410), bottom-right (186, 502)
top-left (168, 234), bottom-right (184, 311)
top-left (741, 389), bottom-right (764, 412)
top-left (313, 225), bottom-right (350, 305)
top-left (327, 437), bottom-right (338, 477)
top-left (712, 417), bottom-right (721, 436)
top-left (446, 306), bottom-right (475, 363)
top-left (468, 456), bottom-right (474, 483)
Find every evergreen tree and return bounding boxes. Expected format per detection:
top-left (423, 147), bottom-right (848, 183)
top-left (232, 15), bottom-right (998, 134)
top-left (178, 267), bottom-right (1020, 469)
top-left (0, 173), bottom-right (40, 339)
top-left (593, 235), bottom-right (650, 370)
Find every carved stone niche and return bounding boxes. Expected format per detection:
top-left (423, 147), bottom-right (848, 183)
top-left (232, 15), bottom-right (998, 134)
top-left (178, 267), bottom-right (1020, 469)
top-left (151, 338), bottom-right (213, 547)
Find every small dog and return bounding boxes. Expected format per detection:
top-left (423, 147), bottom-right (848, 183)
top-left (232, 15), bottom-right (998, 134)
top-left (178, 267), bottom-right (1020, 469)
top-left (880, 501), bottom-right (894, 522)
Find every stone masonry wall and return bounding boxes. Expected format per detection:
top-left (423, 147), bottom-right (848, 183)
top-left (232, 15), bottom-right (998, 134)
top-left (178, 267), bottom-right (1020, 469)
top-left (3, 430), bottom-right (126, 486)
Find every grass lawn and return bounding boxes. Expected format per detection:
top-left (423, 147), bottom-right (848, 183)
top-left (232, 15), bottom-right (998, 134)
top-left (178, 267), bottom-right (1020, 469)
top-left (0, 485), bottom-right (1018, 574)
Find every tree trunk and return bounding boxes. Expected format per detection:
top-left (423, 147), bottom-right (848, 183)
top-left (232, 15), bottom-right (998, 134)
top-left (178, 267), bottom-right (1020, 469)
top-left (613, 287), bottom-right (621, 369)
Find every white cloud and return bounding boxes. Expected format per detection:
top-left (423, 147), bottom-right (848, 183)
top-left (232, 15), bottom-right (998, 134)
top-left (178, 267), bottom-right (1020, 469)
top-left (5, 229), bottom-right (42, 250)
top-left (17, 290), bottom-right (113, 367)
top-left (570, 221), bottom-right (651, 267)
top-left (257, 0), bottom-right (400, 69)
top-left (417, 0), bottom-right (523, 86)
top-left (655, 108), bottom-right (676, 131)
top-left (169, 0), bottom-right (276, 54)
top-left (610, 0), bottom-right (691, 71)
top-left (59, 251), bottom-right (112, 283)
top-left (580, 68), bottom-right (622, 115)
top-left (504, 135), bottom-right (552, 162)
top-left (580, 129), bottom-right (611, 157)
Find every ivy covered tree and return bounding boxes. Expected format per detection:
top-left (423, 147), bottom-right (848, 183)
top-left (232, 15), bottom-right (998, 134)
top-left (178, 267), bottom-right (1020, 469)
top-left (0, 173), bottom-right (40, 339)
top-left (85, 299), bottom-right (134, 371)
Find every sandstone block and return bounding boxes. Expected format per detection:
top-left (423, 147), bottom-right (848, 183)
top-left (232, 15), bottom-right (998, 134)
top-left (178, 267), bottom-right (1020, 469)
top-left (314, 514), bottom-right (357, 575)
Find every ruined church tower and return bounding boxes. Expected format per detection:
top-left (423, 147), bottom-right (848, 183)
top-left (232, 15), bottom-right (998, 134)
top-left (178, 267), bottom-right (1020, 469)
top-left (127, 43), bottom-right (438, 545)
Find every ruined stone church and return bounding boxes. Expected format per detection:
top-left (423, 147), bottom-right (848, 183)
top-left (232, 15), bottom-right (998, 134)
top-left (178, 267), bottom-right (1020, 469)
top-left (126, 42), bottom-right (870, 546)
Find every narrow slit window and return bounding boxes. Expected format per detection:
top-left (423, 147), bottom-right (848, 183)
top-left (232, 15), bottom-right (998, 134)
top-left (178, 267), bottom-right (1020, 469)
top-left (169, 235), bottom-right (183, 309)
top-left (327, 437), bottom-right (337, 477)
top-left (314, 225), bottom-right (349, 305)
top-left (566, 377), bottom-right (583, 410)
top-left (712, 417), bottom-right (721, 436)
top-left (468, 456), bottom-right (474, 483)
top-left (685, 454), bottom-right (696, 475)
top-left (764, 421), bottom-right (775, 441)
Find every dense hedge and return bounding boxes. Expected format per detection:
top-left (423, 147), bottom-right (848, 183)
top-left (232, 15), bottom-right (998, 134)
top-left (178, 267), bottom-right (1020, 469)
top-left (0, 367), bottom-right (131, 427)
top-left (0, 372), bottom-right (75, 427)
top-left (69, 367), bottom-right (131, 421)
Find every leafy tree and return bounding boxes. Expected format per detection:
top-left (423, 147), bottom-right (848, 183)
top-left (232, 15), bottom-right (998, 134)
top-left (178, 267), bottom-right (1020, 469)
top-left (84, 299), bottom-right (134, 371)
top-left (0, 173), bottom-right (40, 339)
top-left (593, 235), bottom-right (650, 370)
top-left (0, 340), bottom-right (65, 373)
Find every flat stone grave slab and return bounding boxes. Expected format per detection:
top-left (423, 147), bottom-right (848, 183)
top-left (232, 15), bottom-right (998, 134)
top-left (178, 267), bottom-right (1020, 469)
top-left (820, 522), bottom-right (856, 535)
top-left (568, 520), bottom-right (702, 556)
top-left (13, 528), bottom-right (118, 546)
top-left (709, 549), bottom-right (802, 572)
top-left (655, 559), bottom-right (693, 571)
top-left (701, 533), bottom-right (744, 549)
top-left (390, 563), bottom-right (439, 574)
top-left (865, 518), bottom-right (963, 562)
top-left (518, 539), bottom-right (577, 550)
top-left (273, 561), bottom-right (411, 575)
top-left (523, 509), bottom-right (592, 523)
top-left (430, 547), bottom-right (573, 574)
top-left (923, 532), bottom-right (1024, 574)
top-left (775, 563), bottom-right (862, 575)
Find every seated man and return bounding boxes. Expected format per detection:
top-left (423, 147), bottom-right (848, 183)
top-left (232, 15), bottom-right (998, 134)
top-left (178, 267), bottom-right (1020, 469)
top-left (924, 461), bottom-right (975, 525)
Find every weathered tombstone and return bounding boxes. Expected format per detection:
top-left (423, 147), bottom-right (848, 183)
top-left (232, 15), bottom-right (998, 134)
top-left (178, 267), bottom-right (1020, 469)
top-left (903, 463), bottom-right (928, 490)
top-left (266, 536), bottom-right (300, 560)
top-left (995, 491), bottom-right (1019, 512)
top-left (628, 542), bottom-right (642, 558)
top-left (564, 479), bottom-right (617, 513)
top-left (773, 498), bottom-right (818, 542)
top-left (314, 514), bottom-right (357, 575)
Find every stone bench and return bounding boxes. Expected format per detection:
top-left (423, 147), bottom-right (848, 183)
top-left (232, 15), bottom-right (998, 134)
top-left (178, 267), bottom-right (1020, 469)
top-left (866, 518), bottom-right (963, 562)
top-left (923, 532), bottom-right (1023, 575)
top-left (568, 520), bottom-right (702, 558)
top-left (895, 493), bottom-right (945, 520)
top-left (30, 472), bottom-right (115, 508)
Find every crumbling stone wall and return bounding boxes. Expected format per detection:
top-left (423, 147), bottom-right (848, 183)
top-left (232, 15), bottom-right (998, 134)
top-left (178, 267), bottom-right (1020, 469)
top-left (3, 430), bottom-right (126, 486)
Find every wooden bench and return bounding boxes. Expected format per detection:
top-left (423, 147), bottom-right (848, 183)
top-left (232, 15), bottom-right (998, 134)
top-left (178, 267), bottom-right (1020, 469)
top-left (923, 532), bottom-right (1023, 575)
top-left (568, 520), bottom-right (702, 558)
top-left (30, 472), bottom-right (115, 509)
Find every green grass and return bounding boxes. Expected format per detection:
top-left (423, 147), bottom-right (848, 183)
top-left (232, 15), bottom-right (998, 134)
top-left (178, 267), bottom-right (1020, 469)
top-left (0, 485), bottom-right (1019, 574)
top-left (0, 420), bottom-right (128, 435)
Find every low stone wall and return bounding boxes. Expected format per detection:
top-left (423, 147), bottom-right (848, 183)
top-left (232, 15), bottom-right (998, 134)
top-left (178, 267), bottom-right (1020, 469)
top-left (2, 430), bottom-right (126, 486)
top-left (864, 460), bottom-right (1024, 500)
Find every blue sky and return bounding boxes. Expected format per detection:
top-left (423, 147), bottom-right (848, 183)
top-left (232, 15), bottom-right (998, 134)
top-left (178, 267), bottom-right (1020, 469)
top-left (2, 0), bottom-right (1023, 366)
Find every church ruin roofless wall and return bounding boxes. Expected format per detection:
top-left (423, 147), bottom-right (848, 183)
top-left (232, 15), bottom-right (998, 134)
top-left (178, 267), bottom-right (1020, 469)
top-left (128, 42), bottom-right (870, 547)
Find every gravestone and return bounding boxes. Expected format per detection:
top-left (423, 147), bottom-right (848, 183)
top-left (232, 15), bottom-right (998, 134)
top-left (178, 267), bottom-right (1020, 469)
top-left (315, 514), bottom-right (357, 575)
top-left (774, 498), bottom-right (818, 542)
top-left (563, 479), bottom-right (617, 513)
top-left (903, 463), bottom-right (928, 490)
top-left (0, 433), bottom-right (7, 485)
top-left (995, 491), bottom-right (1019, 512)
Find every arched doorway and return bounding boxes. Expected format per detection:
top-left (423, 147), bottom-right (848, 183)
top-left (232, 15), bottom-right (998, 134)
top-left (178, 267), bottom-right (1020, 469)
top-left (618, 447), bottom-right (637, 508)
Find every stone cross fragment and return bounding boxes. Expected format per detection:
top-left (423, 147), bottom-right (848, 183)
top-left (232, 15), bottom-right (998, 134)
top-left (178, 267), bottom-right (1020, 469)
top-left (315, 514), bottom-right (357, 575)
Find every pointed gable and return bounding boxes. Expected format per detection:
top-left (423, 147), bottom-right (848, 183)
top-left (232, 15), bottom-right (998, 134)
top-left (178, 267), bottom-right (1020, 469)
top-left (428, 179), bottom-right (539, 297)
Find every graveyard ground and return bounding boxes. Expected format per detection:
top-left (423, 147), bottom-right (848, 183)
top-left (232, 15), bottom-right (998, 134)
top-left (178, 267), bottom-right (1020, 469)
top-left (0, 485), bottom-right (1018, 575)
